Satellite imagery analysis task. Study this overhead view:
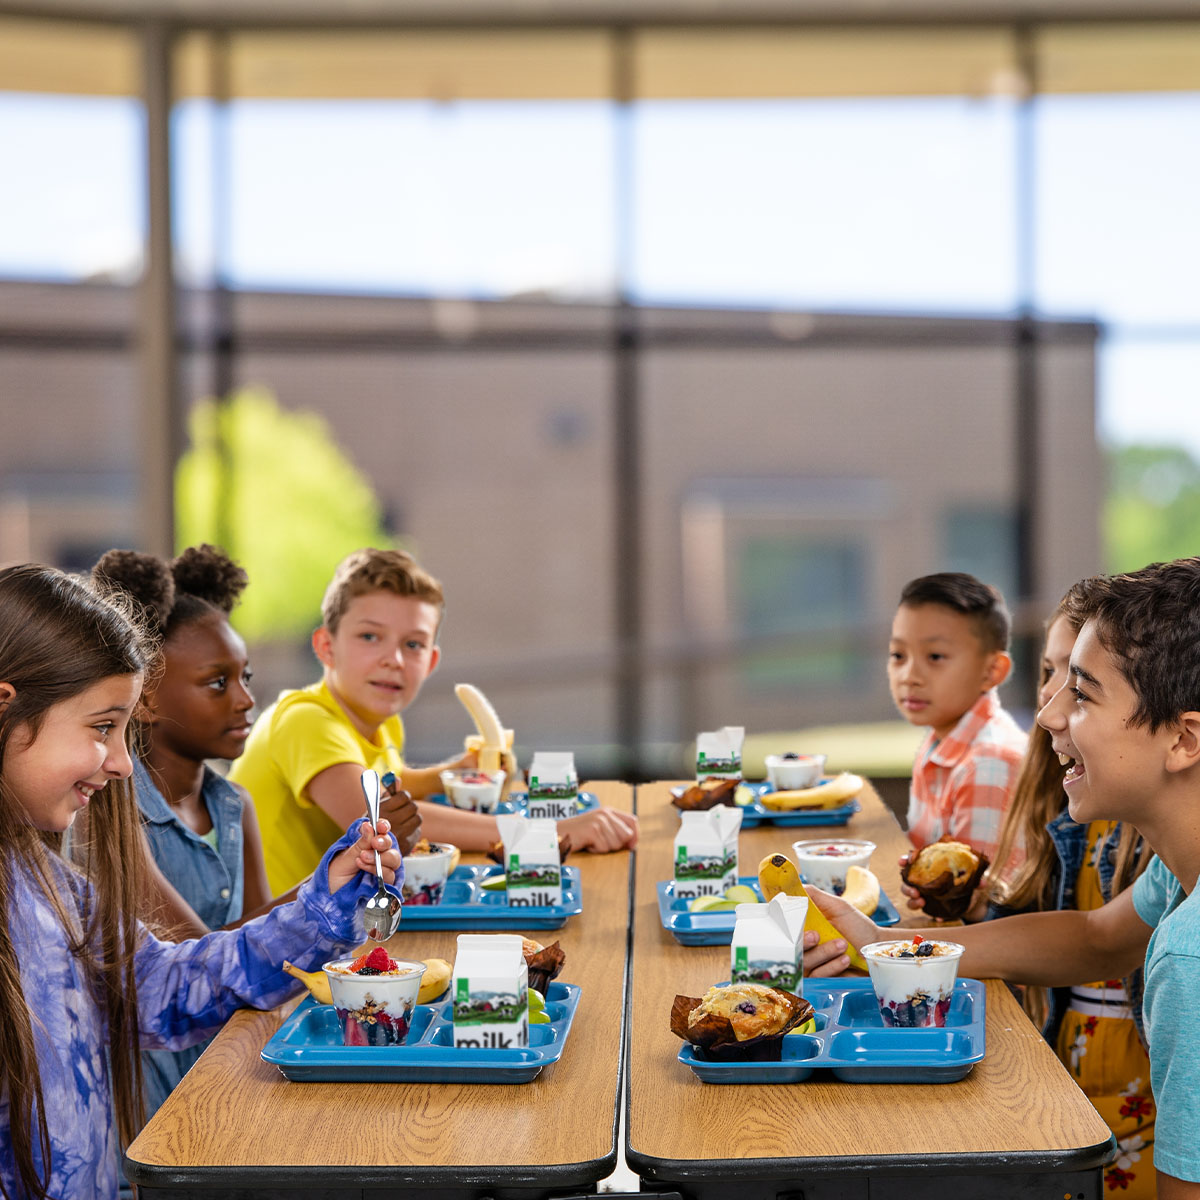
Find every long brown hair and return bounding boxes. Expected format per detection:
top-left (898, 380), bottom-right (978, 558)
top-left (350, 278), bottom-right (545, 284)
top-left (989, 581), bottom-right (1151, 911)
top-left (0, 564), bottom-right (153, 1199)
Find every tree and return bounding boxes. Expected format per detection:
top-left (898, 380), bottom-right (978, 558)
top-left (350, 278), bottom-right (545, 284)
top-left (1105, 443), bottom-right (1200, 574)
top-left (176, 387), bottom-right (397, 641)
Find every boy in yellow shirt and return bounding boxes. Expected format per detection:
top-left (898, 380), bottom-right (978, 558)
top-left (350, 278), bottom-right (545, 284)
top-left (233, 548), bottom-right (637, 894)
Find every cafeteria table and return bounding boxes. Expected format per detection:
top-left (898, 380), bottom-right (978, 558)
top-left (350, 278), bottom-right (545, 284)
top-left (124, 781), bottom-right (634, 1200)
top-left (626, 780), bottom-right (1116, 1200)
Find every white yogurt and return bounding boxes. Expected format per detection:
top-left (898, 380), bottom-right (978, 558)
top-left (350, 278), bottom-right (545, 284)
top-left (860, 939), bottom-right (964, 1028)
top-left (790, 839), bottom-right (875, 895)
top-left (765, 753), bottom-right (826, 790)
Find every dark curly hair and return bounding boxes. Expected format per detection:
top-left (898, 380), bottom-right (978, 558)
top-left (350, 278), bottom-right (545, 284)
top-left (93, 544), bottom-right (248, 642)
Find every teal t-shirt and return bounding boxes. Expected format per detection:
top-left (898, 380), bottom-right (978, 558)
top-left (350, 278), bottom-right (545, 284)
top-left (1132, 854), bottom-right (1200, 1184)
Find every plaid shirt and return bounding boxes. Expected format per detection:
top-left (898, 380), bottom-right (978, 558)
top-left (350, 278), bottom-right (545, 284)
top-left (905, 689), bottom-right (1028, 861)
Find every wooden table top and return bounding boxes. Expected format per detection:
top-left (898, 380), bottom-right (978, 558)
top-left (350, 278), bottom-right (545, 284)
top-left (125, 781), bottom-right (633, 1191)
top-left (626, 780), bottom-right (1114, 1180)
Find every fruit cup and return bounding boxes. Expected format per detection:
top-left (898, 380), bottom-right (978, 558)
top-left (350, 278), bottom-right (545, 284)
top-left (323, 957), bottom-right (426, 1046)
top-left (440, 767), bottom-right (506, 813)
top-left (861, 939), bottom-right (964, 1028)
top-left (790, 838), bottom-right (876, 896)
top-left (765, 753), bottom-right (826, 790)
top-left (401, 841), bottom-right (457, 905)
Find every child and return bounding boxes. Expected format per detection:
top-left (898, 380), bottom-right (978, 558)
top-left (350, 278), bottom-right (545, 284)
top-left (231, 547), bottom-right (638, 895)
top-left (808, 558), bottom-right (1200, 1197)
top-left (0, 562), bottom-right (402, 1200)
top-left (888, 571), bottom-right (1027, 862)
top-left (90, 545), bottom-right (422, 1136)
top-left (985, 583), bottom-right (1155, 1197)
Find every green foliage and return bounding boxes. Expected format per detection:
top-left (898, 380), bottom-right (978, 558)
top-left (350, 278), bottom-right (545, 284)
top-left (176, 387), bottom-right (396, 641)
top-left (1105, 443), bottom-right (1200, 574)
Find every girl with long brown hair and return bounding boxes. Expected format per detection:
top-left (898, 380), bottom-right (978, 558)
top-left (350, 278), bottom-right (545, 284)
top-left (0, 563), bottom-right (401, 1200)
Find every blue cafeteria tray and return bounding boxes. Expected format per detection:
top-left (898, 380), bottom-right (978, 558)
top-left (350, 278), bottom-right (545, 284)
top-left (399, 863), bottom-right (582, 930)
top-left (657, 875), bottom-right (900, 946)
top-left (262, 981), bottom-right (580, 1083)
top-left (671, 781), bottom-right (860, 827)
top-left (678, 977), bottom-right (985, 1084)
top-left (428, 789), bottom-right (600, 816)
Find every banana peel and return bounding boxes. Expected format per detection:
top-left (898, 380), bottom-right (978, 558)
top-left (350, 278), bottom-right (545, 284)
top-left (756, 853), bottom-right (867, 971)
top-left (283, 957), bottom-right (454, 1007)
top-left (759, 772), bottom-right (864, 811)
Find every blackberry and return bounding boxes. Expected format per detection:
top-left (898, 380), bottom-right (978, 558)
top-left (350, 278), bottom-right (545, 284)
top-left (357, 966), bottom-right (383, 976)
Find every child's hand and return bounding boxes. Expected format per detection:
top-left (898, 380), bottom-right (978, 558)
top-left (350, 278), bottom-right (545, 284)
top-left (560, 807), bottom-right (638, 853)
top-left (380, 783), bottom-right (423, 856)
top-left (803, 886), bottom-right (882, 975)
top-left (327, 819), bottom-right (401, 894)
top-left (802, 928), bottom-right (853, 978)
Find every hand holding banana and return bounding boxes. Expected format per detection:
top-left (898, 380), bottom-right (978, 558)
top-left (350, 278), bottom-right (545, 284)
top-left (456, 683), bottom-right (516, 780)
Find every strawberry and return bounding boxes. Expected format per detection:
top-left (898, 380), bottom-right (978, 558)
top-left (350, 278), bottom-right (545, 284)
top-left (348, 949), bottom-right (373, 973)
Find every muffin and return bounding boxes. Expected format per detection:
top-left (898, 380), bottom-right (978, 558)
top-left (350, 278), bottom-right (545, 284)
top-left (670, 982), bottom-right (813, 1061)
top-left (901, 837), bottom-right (989, 921)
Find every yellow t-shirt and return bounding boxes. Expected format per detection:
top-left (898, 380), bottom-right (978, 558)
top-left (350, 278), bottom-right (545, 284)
top-left (229, 679), bottom-right (406, 895)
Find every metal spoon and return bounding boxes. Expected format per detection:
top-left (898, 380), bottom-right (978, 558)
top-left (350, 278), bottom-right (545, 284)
top-left (360, 769), bottom-right (402, 940)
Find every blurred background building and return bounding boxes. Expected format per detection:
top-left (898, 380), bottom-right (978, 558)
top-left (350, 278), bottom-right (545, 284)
top-left (2, 2), bottom-right (1199, 779)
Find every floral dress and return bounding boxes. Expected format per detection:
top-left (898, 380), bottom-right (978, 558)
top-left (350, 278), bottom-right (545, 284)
top-left (1056, 821), bottom-right (1156, 1196)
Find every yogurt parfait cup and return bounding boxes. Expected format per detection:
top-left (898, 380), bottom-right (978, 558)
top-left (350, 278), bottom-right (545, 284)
top-left (861, 939), bottom-right (964, 1028)
top-left (790, 838), bottom-right (876, 895)
top-left (440, 767), bottom-right (506, 813)
top-left (323, 957), bottom-right (426, 1046)
top-left (401, 841), bottom-right (457, 905)
top-left (765, 753), bottom-right (826, 791)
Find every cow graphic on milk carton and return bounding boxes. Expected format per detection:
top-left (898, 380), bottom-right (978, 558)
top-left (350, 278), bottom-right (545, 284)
top-left (673, 807), bottom-right (743, 900)
top-left (526, 751), bottom-right (579, 821)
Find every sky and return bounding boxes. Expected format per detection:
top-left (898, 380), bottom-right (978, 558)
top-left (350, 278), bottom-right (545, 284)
top-left (2, 90), bottom-right (1199, 456)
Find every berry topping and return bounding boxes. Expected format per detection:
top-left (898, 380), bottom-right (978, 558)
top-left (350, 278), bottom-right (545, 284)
top-left (916, 941), bottom-right (934, 957)
top-left (898, 950), bottom-right (915, 958)
top-left (356, 946), bottom-right (395, 975)
top-left (782, 752), bottom-right (800, 761)
top-left (348, 949), bottom-right (374, 973)
top-left (911, 934), bottom-right (924, 945)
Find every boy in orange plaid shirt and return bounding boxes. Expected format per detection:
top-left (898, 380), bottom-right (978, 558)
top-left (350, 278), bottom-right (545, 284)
top-left (888, 572), bottom-right (1027, 866)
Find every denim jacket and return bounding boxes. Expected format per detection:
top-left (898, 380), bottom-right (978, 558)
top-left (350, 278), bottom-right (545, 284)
top-left (988, 809), bottom-right (1146, 1049)
top-left (132, 758), bottom-right (247, 1137)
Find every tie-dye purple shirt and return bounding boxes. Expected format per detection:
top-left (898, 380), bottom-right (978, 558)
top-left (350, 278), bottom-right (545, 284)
top-left (0, 825), bottom-right (392, 1199)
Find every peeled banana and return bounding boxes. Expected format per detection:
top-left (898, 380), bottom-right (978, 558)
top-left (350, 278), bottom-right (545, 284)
top-left (756, 853), bottom-right (868, 971)
top-left (456, 683), bottom-right (515, 775)
top-left (760, 772), bottom-right (864, 811)
top-left (282, 957), bottom-right (454, 1007)
top-left (842, 865), bottom-right (881, 916)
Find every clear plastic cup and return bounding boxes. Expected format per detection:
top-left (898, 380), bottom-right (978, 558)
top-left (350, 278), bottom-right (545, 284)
top-left (861, 939), bottom-right (964, 1028)
top-left (323, 957), bottom-right (427, 1046)
top-left (401, 841), bottom-right (457, 905)
top-left (440, 767), bottom-right (506, 812)
top-left (790, 838), bottom-right (876, 895)
top-left (765, 753), bottom-right (826, 790)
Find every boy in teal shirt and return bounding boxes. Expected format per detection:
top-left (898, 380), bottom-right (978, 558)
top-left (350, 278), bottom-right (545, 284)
top-left (807, 558), bottom-right (1200, 1197)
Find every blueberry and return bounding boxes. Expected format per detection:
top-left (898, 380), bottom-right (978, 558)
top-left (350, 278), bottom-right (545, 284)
top-left (782, 752), bottom-right (799, 761)
top-left (898, 950), bottom-right (915, 958)
top-left (916, 942), bottom-right (934, 957)
top-left (357, 966), bottom-right (382, 976)
top-left (735, 1001), bottom-right (758, 1014)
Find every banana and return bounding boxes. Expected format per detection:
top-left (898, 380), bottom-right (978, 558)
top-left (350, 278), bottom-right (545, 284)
top-left (760, 772), bottom-right (864, 811)
top-left (418, 957), bottom-right (453, 1004)
top-left (756, 853), bottom-right (868, 971)
top-left (283, 960), bottom-right (333, 1006)
top-left (456, 683), bottom-right (514, 774)
top-left (283, 958), bottom-right (454, 1007)
top-left (841, 865), bottom-right (881, 916)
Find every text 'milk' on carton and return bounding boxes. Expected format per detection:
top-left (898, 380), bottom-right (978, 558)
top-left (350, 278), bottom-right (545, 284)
top-left (496, 814), bottom-right (563, 907)
top-left (696, 726), bottom-right (745, 780)
top-left (731, 893), bottom-right (808, 992)
top-left (673, 806), bottom-right (743, 900)
top-left (527, 751), bottom-right (578, 821)
top-left (452, 934), bottom-right (529, 1049)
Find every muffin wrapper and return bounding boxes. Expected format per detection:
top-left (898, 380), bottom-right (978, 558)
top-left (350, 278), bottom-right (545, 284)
top-left (671, 778), bottom-right (740, 811)
top-left (525, 941), bottom-right (566, 993)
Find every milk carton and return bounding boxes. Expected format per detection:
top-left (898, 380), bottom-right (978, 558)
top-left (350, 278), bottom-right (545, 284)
top-left (673, 807), bottom-right (743, 900)
top-left (730, 894), bottom-right (809, 992)
top-left (696, 726), bottom-right (745, 780)
top-left (496, 814), bottom-right (563, 907)
top-left (452, 934), bottom-right (529, 1049)
top-left (526, 751), bottom-right (578, 821)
